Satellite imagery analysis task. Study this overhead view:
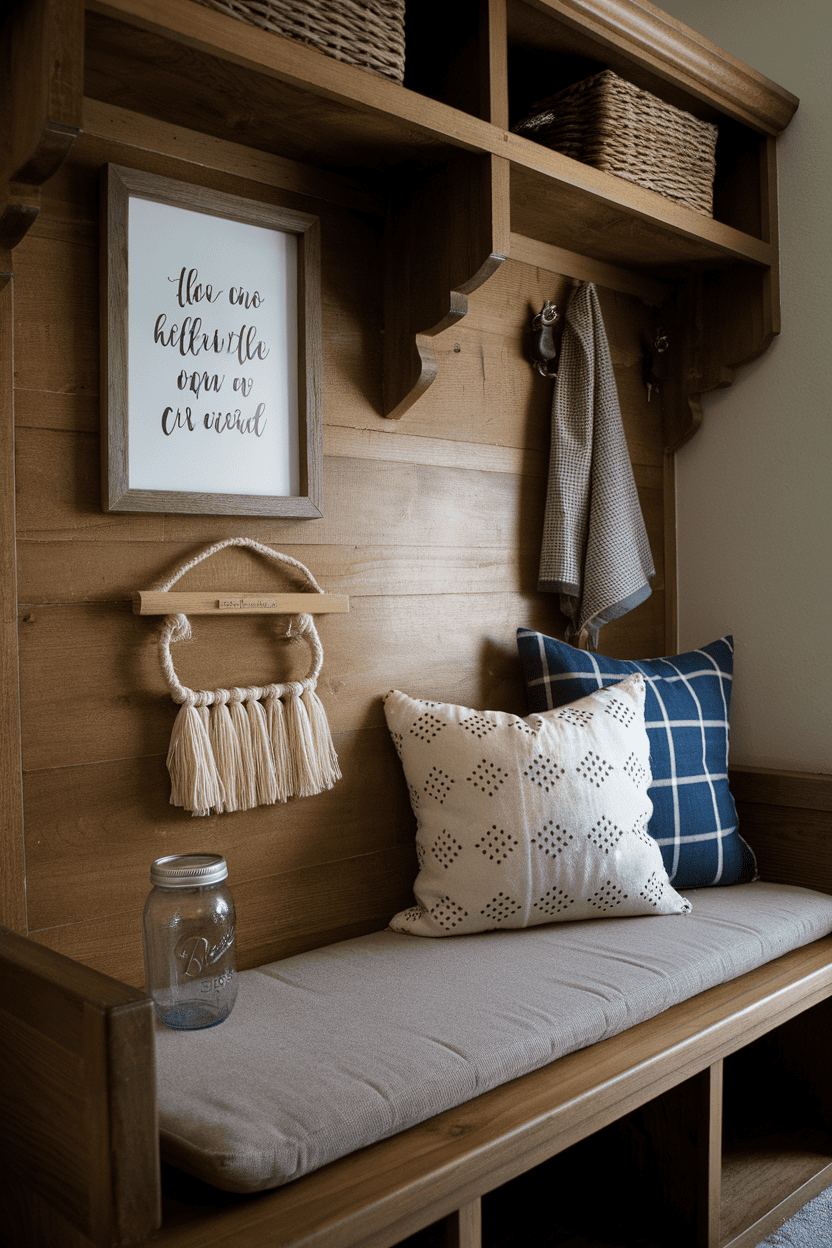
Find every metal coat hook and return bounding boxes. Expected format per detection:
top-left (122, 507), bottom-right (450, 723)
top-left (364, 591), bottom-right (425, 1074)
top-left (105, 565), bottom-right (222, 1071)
top-left (643, 327), bottom-right (670, 402)
top-left (530, 301), bottom-right (561, 378)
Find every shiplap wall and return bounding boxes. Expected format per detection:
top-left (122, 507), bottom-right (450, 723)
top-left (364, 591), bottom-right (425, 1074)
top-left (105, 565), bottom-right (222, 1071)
top-left (9, 109), bottom-right (669, 987)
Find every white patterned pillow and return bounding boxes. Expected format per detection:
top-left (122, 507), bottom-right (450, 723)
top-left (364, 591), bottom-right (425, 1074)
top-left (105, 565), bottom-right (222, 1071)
top-left (384, 675), bottom-right (691, 936)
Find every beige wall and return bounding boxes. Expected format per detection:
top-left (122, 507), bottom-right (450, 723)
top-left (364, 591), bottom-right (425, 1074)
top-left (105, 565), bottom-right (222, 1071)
top-left (659, 0), bottom-right (832, 773)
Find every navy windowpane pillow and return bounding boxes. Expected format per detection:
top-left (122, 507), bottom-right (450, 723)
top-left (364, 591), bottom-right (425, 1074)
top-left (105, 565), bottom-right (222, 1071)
top-left (515, 631), bottom-right (756, 889)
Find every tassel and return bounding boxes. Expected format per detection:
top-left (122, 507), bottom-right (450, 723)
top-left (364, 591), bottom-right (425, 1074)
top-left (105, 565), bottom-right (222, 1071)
top-left (167, 700), bottom-right (224, 817)
top-left (246, 696), bottom-right (278, 806)
top-left (209, 697), bottom-right (242, 813)
top-left (228, 694), bottom-right (258, 811)
top-left (265, 688), bottom-right (292, 803)
top-left (301, 685), bottom-right (341, 791)
top-left (283, 682), bottom-right (321, 797)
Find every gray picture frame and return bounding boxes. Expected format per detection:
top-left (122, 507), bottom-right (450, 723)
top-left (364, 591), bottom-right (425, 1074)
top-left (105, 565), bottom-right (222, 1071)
top-left (100, 163), bottom-right (323, 517)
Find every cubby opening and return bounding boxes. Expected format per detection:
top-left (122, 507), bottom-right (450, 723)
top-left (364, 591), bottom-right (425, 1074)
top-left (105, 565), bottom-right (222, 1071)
top-left (505, 0), bottom-right (769, 242)
top-left (721, 997), bottom-right (832, 1245)
top-left (397, 995), bottom-right (832, 1248)
top-left (404, 0), bottom-right (491, 120)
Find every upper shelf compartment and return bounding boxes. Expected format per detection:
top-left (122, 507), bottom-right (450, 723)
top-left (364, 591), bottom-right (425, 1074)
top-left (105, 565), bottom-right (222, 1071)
top-left (83, 0), bottom-right (797, 277)
top-left (58, 0), bottom-right (798, 436)
top-left (503, 0), bottom-right (797, 262)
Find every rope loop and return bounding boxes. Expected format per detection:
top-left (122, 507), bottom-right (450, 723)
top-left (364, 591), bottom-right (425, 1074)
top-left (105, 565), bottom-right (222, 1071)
top-left (157, 541), bottom-right (326, 706)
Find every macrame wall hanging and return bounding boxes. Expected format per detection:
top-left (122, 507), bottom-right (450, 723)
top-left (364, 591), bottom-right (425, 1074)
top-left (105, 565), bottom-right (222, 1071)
top-left (141, 538), bottom-right (346, 817)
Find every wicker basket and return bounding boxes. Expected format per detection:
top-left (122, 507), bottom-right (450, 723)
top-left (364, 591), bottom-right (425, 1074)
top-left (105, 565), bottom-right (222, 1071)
top-left (192, 0), bottom-right (406, 82)
top-left (512, 70), bottom-right (718, 216)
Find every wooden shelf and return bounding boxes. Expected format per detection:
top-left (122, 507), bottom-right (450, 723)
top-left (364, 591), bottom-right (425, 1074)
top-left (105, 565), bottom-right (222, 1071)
top-left (509, 153), bottom-right (775, 272)
top-left (84, 0), bottom-right (787, 271)
top-left (76, 0), bottom-right (797, 440)
top-left (3, 0), bottom-right (799, 434)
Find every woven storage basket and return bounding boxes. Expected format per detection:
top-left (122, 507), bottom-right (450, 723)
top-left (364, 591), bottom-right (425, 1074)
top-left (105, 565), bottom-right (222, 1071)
top-left (192, 0), bottom-right (406, 82)
top-left (512, 70), bottom-right (718, 216)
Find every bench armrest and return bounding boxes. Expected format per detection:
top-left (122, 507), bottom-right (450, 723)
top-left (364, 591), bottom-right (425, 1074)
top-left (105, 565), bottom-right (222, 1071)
top-left (0, 926), bottom-right (161, 1247)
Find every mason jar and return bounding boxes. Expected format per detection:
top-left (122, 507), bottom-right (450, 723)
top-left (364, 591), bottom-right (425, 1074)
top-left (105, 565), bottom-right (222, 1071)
top-left (142, 853), bottom-right (238, 1030)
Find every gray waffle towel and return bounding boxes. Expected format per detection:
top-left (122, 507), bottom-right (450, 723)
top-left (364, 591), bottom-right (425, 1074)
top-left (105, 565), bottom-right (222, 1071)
top-left (538, 282), bottom-right (654, 649)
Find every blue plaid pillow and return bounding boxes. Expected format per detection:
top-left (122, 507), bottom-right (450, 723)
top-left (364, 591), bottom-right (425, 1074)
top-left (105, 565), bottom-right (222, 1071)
top-left (515, 631), bottom-right (756, 888)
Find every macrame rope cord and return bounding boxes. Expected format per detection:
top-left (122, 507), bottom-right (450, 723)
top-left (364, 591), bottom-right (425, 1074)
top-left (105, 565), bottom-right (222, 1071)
top-left (157, 539), bottom-right (340, 816)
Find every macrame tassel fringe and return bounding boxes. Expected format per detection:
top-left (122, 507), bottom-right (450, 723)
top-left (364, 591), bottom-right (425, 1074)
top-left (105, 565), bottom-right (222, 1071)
top-left (301, 686), bottom-right (341, 791)
top-left (209, 699), bottom-right (243, 813)
top-left (167, 701), bottom-right (225, 817)
top-left (284, 683), bottom-right (322, 797)
top-left (247, 697), bottom-right (278, 807)
top-left (265, 690), bottom-right (293, 803)
top-left (228, 696), bottom-right (258, 811)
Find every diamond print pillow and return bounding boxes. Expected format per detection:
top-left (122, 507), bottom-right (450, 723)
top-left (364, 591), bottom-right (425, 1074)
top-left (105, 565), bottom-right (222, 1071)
top-left (383, 675), bottom-right (691, 937)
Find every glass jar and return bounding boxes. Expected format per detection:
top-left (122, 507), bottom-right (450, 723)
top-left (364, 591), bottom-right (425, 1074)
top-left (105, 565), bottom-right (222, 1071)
top-left (142, 853), bottom-right (238, 1030)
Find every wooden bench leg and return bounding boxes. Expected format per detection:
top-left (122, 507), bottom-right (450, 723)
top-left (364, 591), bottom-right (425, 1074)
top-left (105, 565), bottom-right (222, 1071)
top-left (442, 1198), bottom-right (482, 1248)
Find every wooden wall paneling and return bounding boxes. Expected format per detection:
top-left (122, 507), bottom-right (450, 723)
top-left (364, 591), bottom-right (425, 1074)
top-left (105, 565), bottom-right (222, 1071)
top-left (14, 387), bottom-right (99, 432)
top-left (0, 273), bottom-right (26, 933)
top-left (16, 442), bottom-right (549, 556)
top-left (9, 212), bottom-right (99, 408)
top-left (730, 767), bottom-right (832, 895)
top-left (15, 426), bottom-right (163, 541)
top-left (18, 574), bottom-right (665, 779)
top-left (20, 588), bottom-right (665, 986)
top-left (27, 838), bottom-right (419, 988)
top-left (16, 538), bottom-right (534, 604)
top-left (24, 726), bottom-right (419, 983)
top-left (331, 253), bottom-right (668, 508)
top-left (0, 0), bottom-right (83, 253)
top-left (21, 723), bottom-right (416, 918)
top-left (13, 77), bottom-right (673, 989)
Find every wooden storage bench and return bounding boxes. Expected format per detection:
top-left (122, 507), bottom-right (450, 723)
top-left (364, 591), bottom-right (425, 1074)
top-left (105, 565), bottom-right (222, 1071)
top-left (2, 772), bottom-right (832, 1248)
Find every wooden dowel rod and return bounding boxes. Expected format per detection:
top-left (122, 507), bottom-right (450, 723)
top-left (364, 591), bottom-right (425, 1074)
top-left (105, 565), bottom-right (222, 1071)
top-left (133, 591), bottom-right (349, 615)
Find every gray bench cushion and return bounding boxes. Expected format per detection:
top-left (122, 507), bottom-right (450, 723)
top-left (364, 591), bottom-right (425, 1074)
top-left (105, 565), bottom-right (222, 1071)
top-left (155, 882), bottom-right (832, 1192)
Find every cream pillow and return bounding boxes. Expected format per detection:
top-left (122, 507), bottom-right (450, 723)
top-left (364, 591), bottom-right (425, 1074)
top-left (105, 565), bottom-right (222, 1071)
top-left (384, 675), bottom-right (691, 936)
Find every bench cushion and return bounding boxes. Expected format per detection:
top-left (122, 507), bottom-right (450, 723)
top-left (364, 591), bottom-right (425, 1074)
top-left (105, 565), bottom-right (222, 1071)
top-left (155, 881), bottom-right (832, 1193)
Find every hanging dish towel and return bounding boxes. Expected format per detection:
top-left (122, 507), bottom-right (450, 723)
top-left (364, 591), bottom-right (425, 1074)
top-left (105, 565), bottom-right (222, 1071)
top-left (538, 282), bottom-right (654, 650)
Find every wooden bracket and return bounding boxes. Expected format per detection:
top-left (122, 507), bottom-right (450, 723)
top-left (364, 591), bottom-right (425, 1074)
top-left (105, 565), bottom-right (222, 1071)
top-left (382, 152), bottom-right (510, 419)
top-left (0, 0), bottom-right (84, 252)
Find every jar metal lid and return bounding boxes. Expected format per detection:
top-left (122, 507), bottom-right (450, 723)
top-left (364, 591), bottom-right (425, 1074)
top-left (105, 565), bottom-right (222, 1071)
top-left (150, 854), bottom-right (228, 887)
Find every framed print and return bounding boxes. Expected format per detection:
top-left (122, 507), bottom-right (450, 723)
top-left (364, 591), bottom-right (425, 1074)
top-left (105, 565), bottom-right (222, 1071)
top-left (100, 164), bottom-right (323, 516)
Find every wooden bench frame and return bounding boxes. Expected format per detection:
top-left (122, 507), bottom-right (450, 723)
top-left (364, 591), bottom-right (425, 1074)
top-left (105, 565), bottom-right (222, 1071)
top-left (1, 768), bottom-right (831, 1248)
